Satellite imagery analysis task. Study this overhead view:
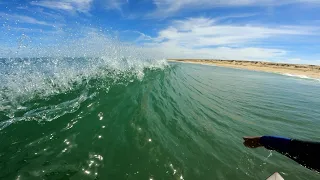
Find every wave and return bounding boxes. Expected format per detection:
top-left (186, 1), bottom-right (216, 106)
top-left (0, 59), bottom-right (319, 180)
top-left (282, 73), bottom-right (320, 81)
top-left (0, 57), bottom-right (167, 130)
top-left (0, 33), bottom-right (168, 130)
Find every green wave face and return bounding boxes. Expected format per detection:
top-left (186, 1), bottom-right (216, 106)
top-left (0, 60), bottom-right (320, 180)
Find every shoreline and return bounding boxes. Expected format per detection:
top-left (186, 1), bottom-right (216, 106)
top-left (168, 59), bottom-right (320, 80)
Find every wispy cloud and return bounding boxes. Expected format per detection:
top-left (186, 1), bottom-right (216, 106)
top-left (104, 0), bottom-right (128, 11)
top-left (142, 38), bottom-right (288, 61)
top-left (30, 0), bottom-right (129, 14)
top-left (0, 13), bottom-right (57, 27)
top-left (150, 0), bottom-right (320, 18)
top-left (33, 8), bottom-right (66, 22)
top-left (121, 30), bottom-right (154, 43)
top-left (30, 0), bottom-right (93, 13)
top-left (137, 17), bottom-right (320, 62)
top-left (153, 17), bottom-right (318, 47)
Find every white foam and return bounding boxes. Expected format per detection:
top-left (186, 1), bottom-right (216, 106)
top-left (282, 73), bottom-right (320, 82)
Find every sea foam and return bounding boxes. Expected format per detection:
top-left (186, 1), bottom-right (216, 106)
top-left (282, 73), bottom-right (320, 82)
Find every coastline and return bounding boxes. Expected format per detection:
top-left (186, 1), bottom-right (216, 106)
top-left (168, 59), bottom-right (320, 80)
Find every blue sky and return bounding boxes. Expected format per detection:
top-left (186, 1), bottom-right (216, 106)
top-left (1, 0), bottom-right (320, 64)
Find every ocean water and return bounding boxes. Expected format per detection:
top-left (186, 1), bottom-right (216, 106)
top-left (0, 58), bottom-right (320, 180)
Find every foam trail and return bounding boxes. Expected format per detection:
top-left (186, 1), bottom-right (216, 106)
top-left (282, 73), bottom-right (320, 82)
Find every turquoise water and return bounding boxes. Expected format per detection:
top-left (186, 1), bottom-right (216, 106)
top-left (1, 59), bottom-right (320, 180)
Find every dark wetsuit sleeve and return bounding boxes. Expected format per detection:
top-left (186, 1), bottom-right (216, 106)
top-left (260, 136), bottom-right (320, 172)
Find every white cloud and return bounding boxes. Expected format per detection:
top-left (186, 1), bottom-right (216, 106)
top-left (1, 24), bottom-right (318, 64)
top-left (154, 17), bottom-right (318, 47)
top-left (30, 0), bottom-right (93, 13)
top-left (104, 0), bottom-right (128, 11)
top-left (30, 0), bottom-right (129, 13)
top-left (144, 41), bottom-right (287, 61)
top-left (150, 0), bottom-right (320, 17)
top-left (30, 1), bottom-right (73, 11)
top-left (143, 40), bottom-right (320, 64)
top-left (0, 13), bottom-right (56, 27)
top-left (137, 17), bottom-right (320, 63)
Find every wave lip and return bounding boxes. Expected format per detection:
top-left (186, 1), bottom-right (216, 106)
top-left (0, 56), bottom-right (168, 131)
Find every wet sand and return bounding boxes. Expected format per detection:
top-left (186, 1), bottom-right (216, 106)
top-left (168, 59), bottom-right (320, 79)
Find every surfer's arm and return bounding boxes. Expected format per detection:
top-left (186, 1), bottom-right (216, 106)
top-left (259, 136), bottom-right (290, 152)
top-left (243, 136), bottom-right (320, 172)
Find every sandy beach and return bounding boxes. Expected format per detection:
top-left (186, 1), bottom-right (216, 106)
top-left (168, 59), bottom-right (320, 79)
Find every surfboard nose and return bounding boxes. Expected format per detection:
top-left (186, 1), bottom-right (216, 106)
top-left (266, 172), bottom-right (284, 180)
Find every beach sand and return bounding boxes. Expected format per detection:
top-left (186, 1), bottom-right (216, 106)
top-left (168, 59), bottom-right (320, 79)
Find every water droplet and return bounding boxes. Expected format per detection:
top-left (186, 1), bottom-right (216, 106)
top-left (98, 112), bottom-right (103, 120)
top-left (16, 175), bottom-right (21, 180)
top-left (89, 160), bottom-right (94, 167)
top-left (94, 154), bottom-right (103, 161)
